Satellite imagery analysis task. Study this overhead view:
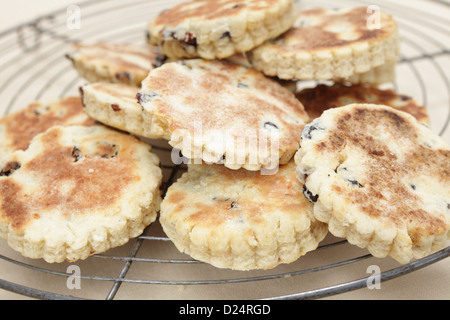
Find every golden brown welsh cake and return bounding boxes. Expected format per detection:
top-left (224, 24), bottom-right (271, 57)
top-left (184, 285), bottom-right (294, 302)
top-left (296, 83), bottom-right (430, 124)
top-left (160, 160), bottom-right (328, 270)
top-left (295, 104), bottom-right (450, 264)
top-left (0, 97), bottom-right (95, 161)
top-left (147, 0), bottom-right (296, 60)
top-left (248, 7), bottom-right (399, 81)
top-left (0, 125), bottom-right (162, 263)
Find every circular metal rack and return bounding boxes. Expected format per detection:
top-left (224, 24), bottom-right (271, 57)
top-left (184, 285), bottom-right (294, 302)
top-left (0, 0), bottom-right (449, 300)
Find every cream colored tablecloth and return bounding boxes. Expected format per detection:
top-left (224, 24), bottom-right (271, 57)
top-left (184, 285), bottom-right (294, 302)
top-left (0, 0), bottom-right (448, 300)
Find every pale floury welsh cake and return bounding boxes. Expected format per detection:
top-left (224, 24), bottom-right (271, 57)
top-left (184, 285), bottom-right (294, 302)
top-left (67, 42), bottom-right (166, 87)
top-left (160, 160), bottom-right (328, 270)
top-left (137, 59), bottom-right (309, 171)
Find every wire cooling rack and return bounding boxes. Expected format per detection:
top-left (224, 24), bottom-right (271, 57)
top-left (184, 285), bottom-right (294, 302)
top-left (0, 0), bottom-right (449, 300)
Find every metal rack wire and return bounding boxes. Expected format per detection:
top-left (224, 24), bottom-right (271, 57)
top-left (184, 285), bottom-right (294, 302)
top-left (0, 0), bottom-right (449, 300)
